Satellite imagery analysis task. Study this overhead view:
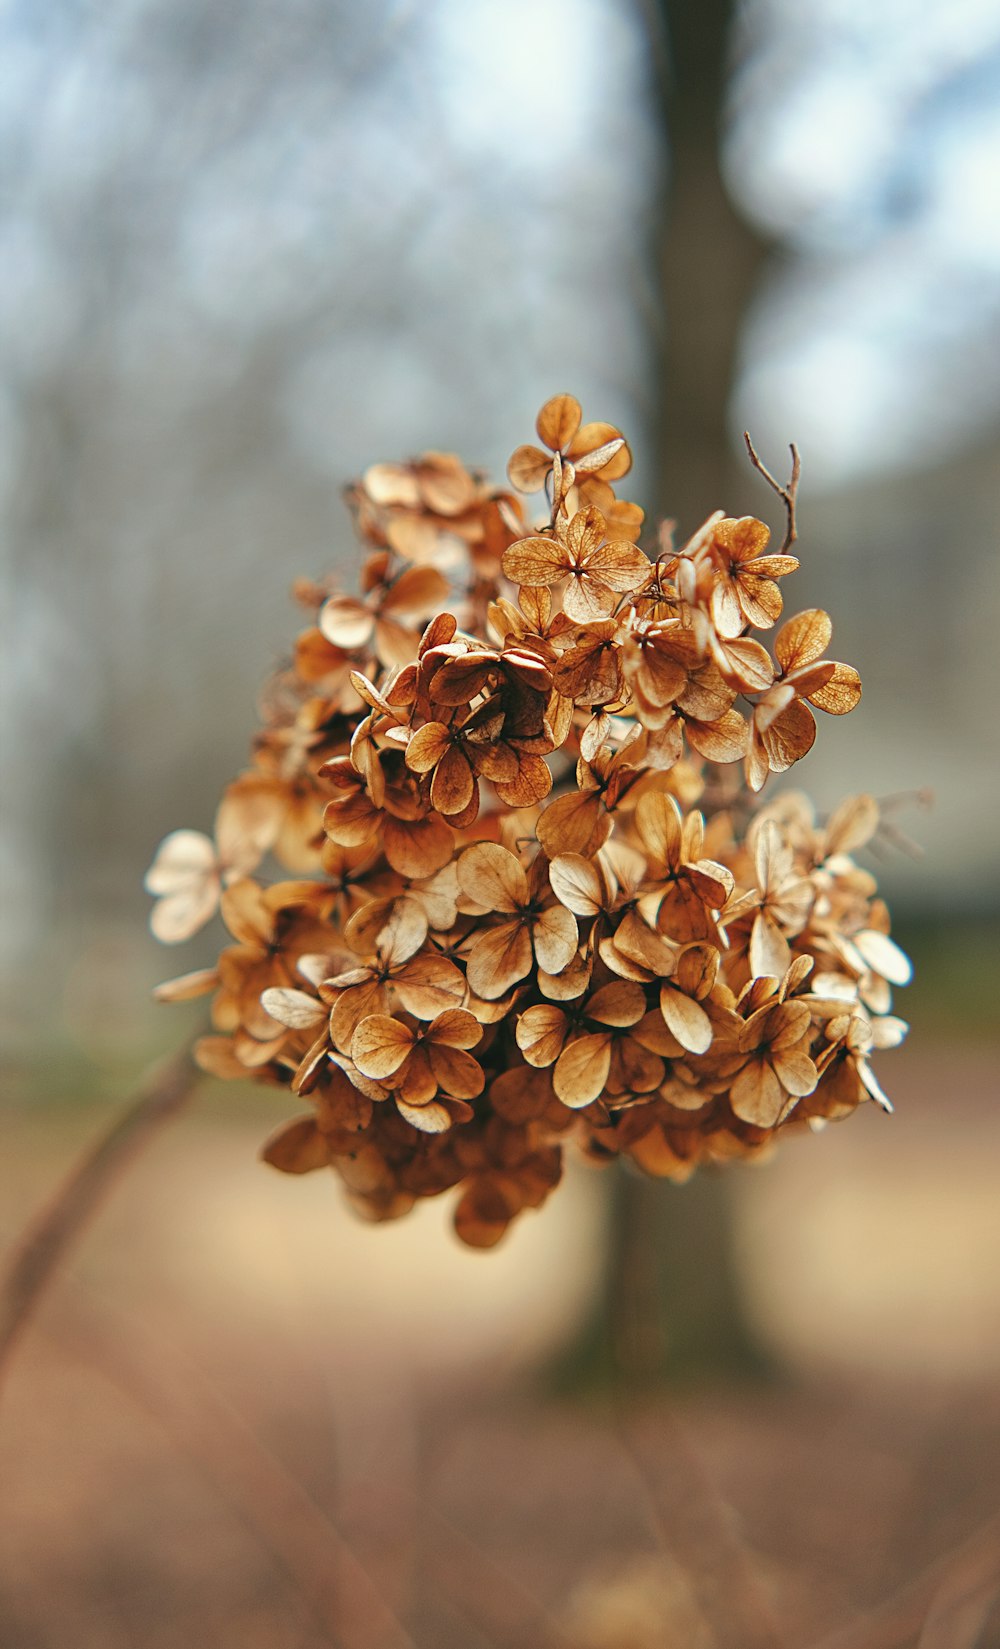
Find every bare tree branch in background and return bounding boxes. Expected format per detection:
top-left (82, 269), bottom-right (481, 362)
top-left (0, 1041), bottom-right (202, 1385)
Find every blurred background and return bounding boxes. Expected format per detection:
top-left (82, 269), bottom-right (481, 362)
top-left (2, 1), bottom-right (999, 1645)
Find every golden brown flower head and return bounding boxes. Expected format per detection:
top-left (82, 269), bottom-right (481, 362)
top-left (148, 398), bottom-right (911, 1247)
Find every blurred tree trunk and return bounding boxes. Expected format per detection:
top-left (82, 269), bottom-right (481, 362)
top-left (648, 0), bottom-right (767, 527)
top-left (555, 0), bottom-right (772, 1393)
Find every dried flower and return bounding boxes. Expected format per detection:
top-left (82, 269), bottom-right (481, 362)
top-left (149, 395), bottom-right (911, 1246)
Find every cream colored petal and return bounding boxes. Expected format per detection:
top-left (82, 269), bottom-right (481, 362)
top-left (259, 987), bottom-right (325, 1030)
top-left (749, 911), bottom-right (791, 981)
top-left (548, 853), bottom-right (605, 917)
top-left (145, 829), bottom-right (217, 896)
top-left (853, 929), bottom-right (912, 987)
top-left (531, 904), bottom-right (579, 975)
top-left (659, 985), bottom-right (713, 1055)
top-left (319, 596), bottom-right (374, 652)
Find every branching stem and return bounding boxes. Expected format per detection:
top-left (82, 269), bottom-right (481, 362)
top-left (0, 1039), bottom-right (201, 1386)
top-left (743, 431), bottom-right (801, 554)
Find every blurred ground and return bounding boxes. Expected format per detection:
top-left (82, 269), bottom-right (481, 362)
top-left (1, 1031), bottom-right (998, 1648)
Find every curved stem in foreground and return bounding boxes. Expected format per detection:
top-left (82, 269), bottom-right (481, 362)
top-left (0, 1039), bottom-right (202, 1386)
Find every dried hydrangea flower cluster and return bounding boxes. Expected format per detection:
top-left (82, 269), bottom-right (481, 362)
top-left (148, 395), bottom-right (910, 1247)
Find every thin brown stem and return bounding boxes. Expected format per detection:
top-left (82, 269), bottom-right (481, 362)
top-left (0, 1038), bottom-right (202, 1386)
top-left (743, 431), bottom-right (801, 554)
top-left (806, 1510), bottom-right (1000, 1649)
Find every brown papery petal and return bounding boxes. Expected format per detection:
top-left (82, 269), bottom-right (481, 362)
top-left (383, 816), bottom-right (454, 878)
top-left (374, 616), bottom-right (421, 669)
top-left (427, 1007), bottom-right (483, 1049)
top-left (714, 515), bottom-right (771, 562)
top-left (749, 913), bottom-right (791, 982)
top-left (372, 896), bottom-right (429, 966)
top-left (536, 393), bottom-right (582, 451)
top-left (394, 953), bottom-right (468, 1018)
top-left (636, 791), bottom-right (682, 869)
top-left (564, 573), bottom-right (620, 623)
top-left (675, 943), bottom-right (718, 999)
top-left (730, 1060), bottom-right (784, 1128)
top-left (385, 517), bottom-right (464, 569)
top-left (685, 709), bottom-right (749, 763)
top-left (586, 980), bottom-right (647, 1028)
top-left (507, 444), bottom-right (552, 493)
top-left (351, 1014), bottom-right (414, 1079)
top-left (220, 879), bottom-right (273, 946)
top-left (405, 721), bottom-right (451, 773)
top-left (659, 985), bottom-right (713, 1054)
top-left (428, 1044), bottom-right (485, 1099)
top-left (554, 1033), bottom-right (612, 1108)
top-left (809, 663), bottom-right (861, 715)
top-left (771, 1047), bottom-right (818, 1098)
top-left (538, 949), bottom-right (592, 1001)
top-left (739, 577), bottom-right (788, 633)
top-left (775, 609), bottom-right (833, 673)
top-left (380, 565), bottom-right (450, 619)
top-left (761, 700), bottom-right (816, 772)
top-left (516, 1004), bottom-right (569, 1066)
top-left (430, 744), bottom-right (475, 816)
top-left (397, 1097), bottom-right (454, 1134)
top-left (492, 753), bottom-right (553, 810)
top-left (613, 910), bottom-right (679, 978)
top-left (319, 597), bottom-right (374, 652)
top-left (457, 841), bottom-right (528, 913)
top-left (569, 422), bottom-right (631, 481)
top-left (464, 920), bottom-right (533, 1000)
top-left (153, 967), bottom-right (219, 1002)
top-left (502, 536), bottom-right (568, 587)
top-left (824, 794), bottom-right (879, 855)
top-left (454, 1183), bottom-right (512, 1247)
top-left (531, 904), bottom-right (579, 975)
top-left (194, 1037), bottom-right (250, 1080)
top-left (718, 637), bottom-right (775, 693)
top-left (343, 896), bottom-right (424, 961)
top-left (261, 1118), bottom-right (329, 1174)
top-left (586, 542), bottom-right (651, 592)
top-left (537, 791), bottom-right (609, 859)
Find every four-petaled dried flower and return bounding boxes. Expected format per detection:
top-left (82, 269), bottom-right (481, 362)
top-left (148, 395), bottom-right (912, 1248)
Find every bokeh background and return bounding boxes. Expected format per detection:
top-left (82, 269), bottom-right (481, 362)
top-left (2, 2), bottom-right (999, 1645)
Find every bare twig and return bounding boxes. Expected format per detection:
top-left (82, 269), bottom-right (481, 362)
top-left (49, 1294), bottom-right (418, 1649)
top-left (616, 1405), bottom-right (790, 1649)
top-left (0, 1039), bottom-right (202, 1384)
top-left (744, 431), bottom-right (801, 554)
